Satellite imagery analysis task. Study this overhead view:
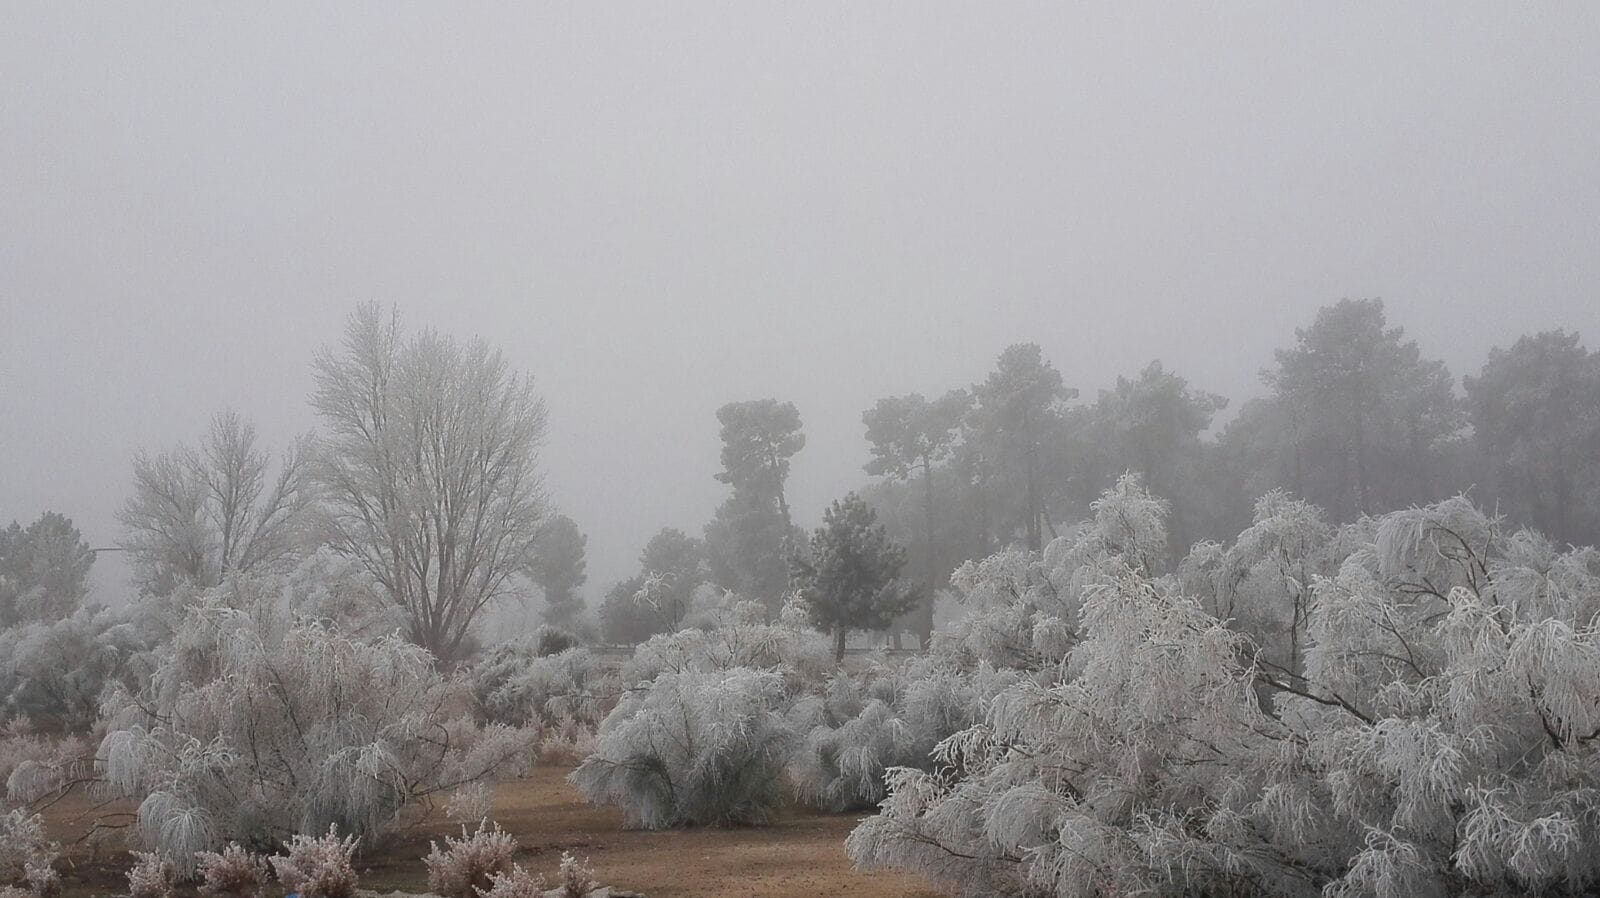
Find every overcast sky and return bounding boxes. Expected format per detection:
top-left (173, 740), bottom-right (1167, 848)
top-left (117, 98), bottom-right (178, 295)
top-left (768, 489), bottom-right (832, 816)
top-left (4, 4), bottom-right (1599, 601)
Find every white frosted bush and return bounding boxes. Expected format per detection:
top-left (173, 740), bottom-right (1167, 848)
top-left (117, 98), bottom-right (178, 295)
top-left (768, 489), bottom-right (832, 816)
top-left (852, 492), bottom-right (1600, 898)
top-left (570, 667), bottom-right (793, 828)
top-left (444, 783), bottom-right (494, 825)
top-left (267, 825), bottom-right (358, 898)
top-left (423, 821), bottom-right (517, 898)
top-left (555, 852), bottom-right (595, 898)
top-left (477, 864), bottom-right (544, 898)
top-left (95, 571), bottom-right (534, 866)
top-left (787, 657), bottom-right (999, 812)
top-left (0, 810), bottom-right (56, 891)
top-left (195, 843), bottom-right (268, 898)
top-left (471, 646), bottom-right (616, 729)
top-left (622, 616), bottom-right (832, 693)
top-left (125, 852), bottom-right (174, 898)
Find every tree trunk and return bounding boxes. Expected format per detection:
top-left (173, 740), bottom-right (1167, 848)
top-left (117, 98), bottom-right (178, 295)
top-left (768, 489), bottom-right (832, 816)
top-left (833, 627), bottom-right (848, 662)
top-left (920, 457), bottom-right (937, 647)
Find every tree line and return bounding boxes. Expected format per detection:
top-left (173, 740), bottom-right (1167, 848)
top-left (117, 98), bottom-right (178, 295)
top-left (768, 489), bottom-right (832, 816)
top-left (598, 297), bottom-right (1600, 649)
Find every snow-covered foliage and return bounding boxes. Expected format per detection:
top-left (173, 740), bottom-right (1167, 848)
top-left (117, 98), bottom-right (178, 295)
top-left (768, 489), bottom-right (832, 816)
top-left (93, 569), bottom-right (533, 865)
top-left (469, 642), bottom-right (615, 729)
top-left (266, 826), bottom-right (358, 898)
top-left (0, 605), bottom-right (152, 730)
top-left (0, 810), bottom-right (57, 894)
top-left (850, 490), bottom-right (1600, 898)
top-left (194, 843), bottom-right (269, 898)
top-left (555, 852), bottom-right (596, 898)
top-left (478, 864), bottom-right (546, 898)
top-left (444, 782), bottom-right (494, 825)
top-left (570, 667), bottom-right (794, 828)
top-left (424, 820), bottom-right (517, 898)
top-left (621, 603), bottom-right (833, 694)
top-left (1177, 490), bottom-right (1339, 676)
top-left (786, 657), bottom-right (1003, 812)
top-left (934, 473), bottom-right (1169, 673)
top-left (1, 721), bottom-right (91, 808)
top-left (125, 852), bottom-right (174, 898)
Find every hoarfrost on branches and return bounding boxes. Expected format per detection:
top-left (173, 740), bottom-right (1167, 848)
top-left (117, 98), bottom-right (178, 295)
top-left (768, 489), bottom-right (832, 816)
top-left (93, 569), bottom-right (534, 864)
top-left (570, 667), bottom-right (793, 829)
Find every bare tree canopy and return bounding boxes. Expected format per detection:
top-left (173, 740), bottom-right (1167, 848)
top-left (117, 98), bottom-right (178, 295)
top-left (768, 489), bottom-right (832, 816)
top-left (311, 303), bottom-right (548, 665)
top-left (117, 410), bottom-right (313, 594)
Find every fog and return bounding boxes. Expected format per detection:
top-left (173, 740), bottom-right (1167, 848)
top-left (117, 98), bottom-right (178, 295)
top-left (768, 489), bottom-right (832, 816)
top-left (4, 3), bottom-right (1599, 598)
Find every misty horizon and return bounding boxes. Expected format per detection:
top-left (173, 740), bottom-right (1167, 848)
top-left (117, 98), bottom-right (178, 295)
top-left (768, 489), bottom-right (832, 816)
top-left (5, 4), bottom-right (1599, 602)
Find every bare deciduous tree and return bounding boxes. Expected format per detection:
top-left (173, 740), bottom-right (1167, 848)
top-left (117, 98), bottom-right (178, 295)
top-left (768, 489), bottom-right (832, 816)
top-left (118, 411), bottom-right (312, 594)
top-left (311, 303), bottom-right (548, 665)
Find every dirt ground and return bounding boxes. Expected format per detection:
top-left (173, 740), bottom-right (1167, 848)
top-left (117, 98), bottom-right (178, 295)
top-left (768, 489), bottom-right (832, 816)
top-left (38, 766), bottom-right (943, 898)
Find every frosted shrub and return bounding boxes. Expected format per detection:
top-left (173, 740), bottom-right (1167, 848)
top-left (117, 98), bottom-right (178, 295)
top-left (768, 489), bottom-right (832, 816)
top-left (4, 730), bottom-right (93, 808)
top-left (851, 570), bottom-right (1287, 897)
top-left (789, 699), bottom-right (913, 811)
top-left (555, 852), bottom-right (595, 898)
top-left (471, 645), bottom-right (616, 729)
top-left (444, 783), bottom-right (494, 825)
top-left (571, 668), bottom-right (793, 828)
top-left (96, 572), bottom-right (535, 865)
top-left (125, 852), bottom-right (174, 898)
top-left (21, 862), bottom-right (58, 898)
top-left (195, 844), bottom-right (268, 898)
top-left (478, 864), bottom-right (544, 898)
top-left (0, 606), bottom-right (149, 731)
top-left (787, 658), bottom-right (997, 812)
top-left (853, 493), bottom-right (1600, 898)
top-left (536, 712), bottom-right (598, 765)
top-left (0, 810), bottom-right (56, 892)
top-left (267, 825), bottom-right (358, 898)
top-left (423, 821), bottom-right (517, 898)
top-left (622, 614), bottom-right (832, 694)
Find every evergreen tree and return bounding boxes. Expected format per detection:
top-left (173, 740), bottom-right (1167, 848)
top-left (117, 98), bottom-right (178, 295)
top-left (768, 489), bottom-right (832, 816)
top-left (792, 493), bottom-right (915, 660)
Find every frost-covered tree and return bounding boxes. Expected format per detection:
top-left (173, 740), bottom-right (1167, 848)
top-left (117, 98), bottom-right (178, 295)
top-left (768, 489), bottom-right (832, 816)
top-left (1179, 490), bottom-right (1338, 677)
top-left (792, 493), bottom-right (916, 660)
top-left (0, 512), bottom-right (93, 628)
top-left (311, 303), bottom-right (549, 665)
top-left (528, 515), bottom-right (587, 630)
top-left (119, 411), bottom-right (314, 595)
top-left (81, 568), bottom-right (532, 868)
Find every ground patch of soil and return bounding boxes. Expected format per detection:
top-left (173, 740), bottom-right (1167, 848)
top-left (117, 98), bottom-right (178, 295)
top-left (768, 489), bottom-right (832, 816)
top-left (37, 766), bottom-right (942, 898)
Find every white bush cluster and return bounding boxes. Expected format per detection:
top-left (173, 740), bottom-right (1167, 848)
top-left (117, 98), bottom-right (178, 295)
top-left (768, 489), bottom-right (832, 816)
top-left (847, 484), bottom-right (1600, 898)
top-left (571, 667), bottom-right (794, 828)
top-left (92, 569), bottom-right (534, 867)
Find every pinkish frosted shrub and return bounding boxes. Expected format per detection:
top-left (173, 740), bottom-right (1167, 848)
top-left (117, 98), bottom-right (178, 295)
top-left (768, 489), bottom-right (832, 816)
top-left (423, 821), bottom-right (517, 898)
top-left (125, 852), bottom-right (173, 898)
top-left (555, 852), bottom-right (595, 898)
top-left (477, 864), bottom-right (545, 898)
top-left (195, 844), bottom-right (268, 898)
top-left (267, 826), bottom-right (358, 898)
